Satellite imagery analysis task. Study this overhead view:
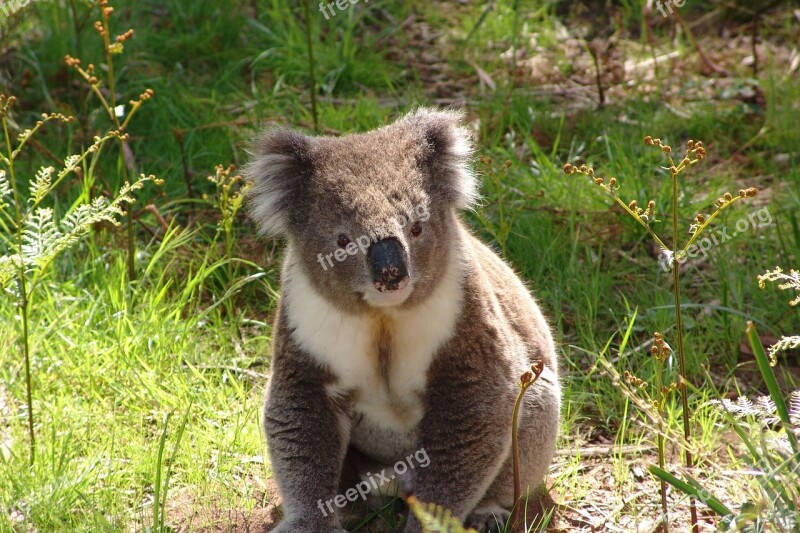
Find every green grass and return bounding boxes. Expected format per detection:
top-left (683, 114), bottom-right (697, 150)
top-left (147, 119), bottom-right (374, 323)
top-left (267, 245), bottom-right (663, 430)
top-left (0, 224), bottom-right (274, 530)
top-left (1, 0), bottom-right (799, 531)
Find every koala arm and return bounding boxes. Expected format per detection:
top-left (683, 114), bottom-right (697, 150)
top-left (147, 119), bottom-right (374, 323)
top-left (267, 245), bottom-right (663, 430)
top-left (264, 334), bottom-right (351, 531)
top-left (403, 339), bottom-right (517, 533)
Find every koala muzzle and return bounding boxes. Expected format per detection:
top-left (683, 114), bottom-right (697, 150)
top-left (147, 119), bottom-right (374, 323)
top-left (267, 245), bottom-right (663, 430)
top-left (367, 238), bottom-right (410, 292)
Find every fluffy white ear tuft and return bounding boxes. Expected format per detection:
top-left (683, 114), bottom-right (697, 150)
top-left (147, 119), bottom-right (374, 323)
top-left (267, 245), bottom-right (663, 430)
top-left (400, 107), bottom-right (479, 210)
top-left (243, 128), bottom-right (312, 237)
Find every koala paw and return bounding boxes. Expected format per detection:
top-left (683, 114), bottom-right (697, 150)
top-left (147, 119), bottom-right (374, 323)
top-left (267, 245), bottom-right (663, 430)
top-left (464, 507), bottom-right (511, 533)
top-left (269, 518), bottom-right (349, 533)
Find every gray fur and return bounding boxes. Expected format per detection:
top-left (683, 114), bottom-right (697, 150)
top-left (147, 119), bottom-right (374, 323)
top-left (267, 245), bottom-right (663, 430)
top-left (244, 108), bottom-right (561, 533)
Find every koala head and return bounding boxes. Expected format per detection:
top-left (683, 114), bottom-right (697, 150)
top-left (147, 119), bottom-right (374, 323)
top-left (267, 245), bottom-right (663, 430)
top-left (244, 108), bottom-right (477, 313)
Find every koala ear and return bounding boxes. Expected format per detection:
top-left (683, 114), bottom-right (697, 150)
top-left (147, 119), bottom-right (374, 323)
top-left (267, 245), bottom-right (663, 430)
top-left (401, 108), bottom-right (479, 210)
top-left (244, 128), bottom-right (313, 237)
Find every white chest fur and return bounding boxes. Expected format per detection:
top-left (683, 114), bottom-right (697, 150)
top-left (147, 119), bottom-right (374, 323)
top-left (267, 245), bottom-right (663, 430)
top-left (282, 247), bottom-right (465, 432)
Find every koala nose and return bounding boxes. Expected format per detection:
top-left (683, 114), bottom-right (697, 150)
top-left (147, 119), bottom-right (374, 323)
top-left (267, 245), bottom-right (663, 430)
top-left (367, 238), bottom-right (410, 292)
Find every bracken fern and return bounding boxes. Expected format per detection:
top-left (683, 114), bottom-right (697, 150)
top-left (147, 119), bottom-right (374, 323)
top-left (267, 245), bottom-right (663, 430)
top-left (758, 267), bottom-right (800, 365)
top-left (406, 495), bottom-right (479, 533)
top-left (0, 94), bottom-right (160, 465)
top-left (709, 266), bottom-right (800, 531)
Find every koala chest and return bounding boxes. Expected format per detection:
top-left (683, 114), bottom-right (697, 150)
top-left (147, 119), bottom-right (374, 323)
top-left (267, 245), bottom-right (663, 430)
top-left (295, 304), bottom-right (449, 432)
top-left (321, 319), bottom-right (425, 436)
top-left (283, 266), bottom-right (464, 439)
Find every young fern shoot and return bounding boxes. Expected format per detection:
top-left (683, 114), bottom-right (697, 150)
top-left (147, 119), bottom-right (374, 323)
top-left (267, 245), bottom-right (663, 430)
top-left (510, 360), bottom-right (546, 532)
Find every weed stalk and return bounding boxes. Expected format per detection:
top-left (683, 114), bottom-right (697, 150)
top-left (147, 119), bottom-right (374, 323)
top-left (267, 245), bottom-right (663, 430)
top-left (65, 0), bottom-right (153, 282)
top-left (302, 0), bottom-right (319, 132)
top-left (510, 360), bottom-right (545, 531)
top-left (2, 99), bottom-right (35, 465)
top-left (650, 332), bottom-right (678, 530)
top-left (669, 153), bottom-right (698, 532)
top-left (564, 136), bottom-right (759, 531)
top-left (207, 163), bottom-right (247, 333)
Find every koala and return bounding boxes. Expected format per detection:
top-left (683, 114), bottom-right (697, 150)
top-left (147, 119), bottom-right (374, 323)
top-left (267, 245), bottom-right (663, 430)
top-left (244, 108), bottom-right (561, 533)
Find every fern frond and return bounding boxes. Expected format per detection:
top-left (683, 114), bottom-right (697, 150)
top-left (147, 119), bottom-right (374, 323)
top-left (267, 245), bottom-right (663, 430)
top-left (62, 155), bottom-right (81, 175)
top-left (406, 496), bottom-right (479, 533)
top-left (758, 267), bottom-right (800, 306)
top-left (768, 336), bottom-right (800, 364)
top-left (0, 169), bottom-right (11, 198)
top-left (21, 208), bottom-right (61, 266)
top-left (23, 134), bottom-right (117, 214)
top-left (29, 166), bottom-right (55, 205)
top-left (46, 177), bottom-right (151, 263)
top-left (756, 395), bottom-right (777, 415)
top-left (0, 169), bottom-right (11, 212)
top-left (716, 389), bottom-right (800, 460)
top-left (719, 396), bottom-right (756, 417)
top-left (0, 254), bottom-right (22, 288)
top-left (5, 174), bottom-right (159, 289)
top-left (788, 391), bottom-right (800, 426)
top-left (718, 395), bottom-right (780, 426)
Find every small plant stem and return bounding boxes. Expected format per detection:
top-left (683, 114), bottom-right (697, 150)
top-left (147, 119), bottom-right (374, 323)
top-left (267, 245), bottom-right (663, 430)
top-left (172, 129), bottom-right (194, 202)
top-left (588, 42), bottom-right (605, 109)
top-left (671, 7), bottom-right (728, 76)
top-left (654, 366), bottom-right (669, 531)
top-left (20, 285), bottom-right (34, 466)
top-left (97, 5), bottom-right (136, 281)
top-left (118, 127), bottom-right (136, 284)
top-left (679, 196), bottom-right (743, 258)
top-left (511, 391), bottom-right (525, 527)
top-left (494, 171), bottom-right (508, 256)
top-left (114, 146), bottom-right (135, 283)
top-left (126, 200), bottom-right (135, 280)
top-left (101, 8), bottom-right (117, 120)
top-left (671, 170), bottom-right (698, 532)
top-left (642, 4), bottom-right (659, 79)
top-left (510, 367), bottom-right (542, 531)
top-left (88, 83), bottom-right (115, 123)
top-left (119, 100), bottom-right (145, 131)
top-left (751, 7), bottom-right (760, 76)
top-left (657, 424), bottom-right (667, 528)
top-left (510, 0), bottom-right (520, 73)
top-left (3, 120), bottom-right (20, 216)
top-left (3, 114), bottom-right (35, 465)
top-left (606, 191), bottom-right (669, 251)
top-left (302, 0), bottom-right (319, 132)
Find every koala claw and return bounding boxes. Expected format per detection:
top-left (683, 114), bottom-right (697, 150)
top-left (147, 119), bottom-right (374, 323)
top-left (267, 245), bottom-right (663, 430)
top-left (464, 508), bottom-right (511, 533)
top-left (268, 518), bottom-right (349, 533)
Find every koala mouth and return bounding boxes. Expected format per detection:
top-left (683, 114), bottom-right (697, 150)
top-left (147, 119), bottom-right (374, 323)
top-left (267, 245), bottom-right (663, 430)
top-left (373, 274), bottom-right (410, 293)
top-left (363, 280), bottom-right (414, 307)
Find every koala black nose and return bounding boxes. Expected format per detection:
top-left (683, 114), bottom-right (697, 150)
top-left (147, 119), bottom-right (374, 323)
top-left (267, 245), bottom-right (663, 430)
top-left (367, 238), bottom-right (409, 292)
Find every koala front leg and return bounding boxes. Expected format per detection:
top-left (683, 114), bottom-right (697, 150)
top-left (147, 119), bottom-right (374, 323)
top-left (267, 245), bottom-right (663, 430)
top-left (264, 346), bottom-right (351, 533)
top-left (403, 353), bottom-right (516, 533)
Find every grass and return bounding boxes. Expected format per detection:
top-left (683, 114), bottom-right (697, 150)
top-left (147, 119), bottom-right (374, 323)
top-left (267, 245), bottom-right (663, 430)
top-left (1, 0), bottom-right (799, 531)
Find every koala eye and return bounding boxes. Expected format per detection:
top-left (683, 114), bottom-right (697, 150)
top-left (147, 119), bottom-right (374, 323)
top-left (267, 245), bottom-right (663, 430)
top-left (410, 221), bottom-right (422, 237)
top-left (337, 234), bottom-right (351, 248)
